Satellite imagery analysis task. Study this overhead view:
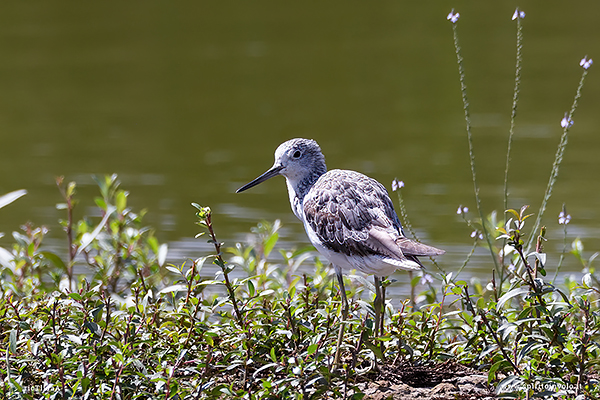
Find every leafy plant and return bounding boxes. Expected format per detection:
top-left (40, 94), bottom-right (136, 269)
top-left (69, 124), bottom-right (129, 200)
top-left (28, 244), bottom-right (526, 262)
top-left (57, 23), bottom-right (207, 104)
top-left (0, 8), bottom-right (598, 400)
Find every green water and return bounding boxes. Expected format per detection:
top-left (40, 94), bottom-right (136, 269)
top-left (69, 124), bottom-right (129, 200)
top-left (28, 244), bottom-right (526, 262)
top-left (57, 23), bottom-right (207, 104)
top-left (0, 2), bottom-right (599, 283)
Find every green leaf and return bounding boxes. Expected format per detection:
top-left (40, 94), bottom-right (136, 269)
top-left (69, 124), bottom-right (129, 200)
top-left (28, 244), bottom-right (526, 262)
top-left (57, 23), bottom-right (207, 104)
top-left (263, 232), bottom-right (279, 258)
top-left (488, 360), bottom-right (510, 384)
top-left (290, 246), bottom-right (316, 259)
top-left (157, 243), bottom-right (168, 267)
top-left (194, 256), bottom-right (209, 273)
top-left (527, 251), bottom-right (546, 268)
top-left (81, 376), bottom-right (91, 392)
top-left (9, 330), bottom-right (17, 354)
top-left (252, 363), bottom-right (279, 379)
top-left (158, 284), bottom-right (188, 294)
top-left (451, 286), bottom-right (463, 295)
top-left (66, 181), bottom-right (76, 197)
top-left (583, 273), bottom-right (592, 288)
top-left (307, 343), bottom-right (318, 356)
top-left (496, 375), bottom-right (523, 394)
top-left (91, 305), bottom-right (104, 322)
top-left (410, 275), bottom-right (421, 288)
top-left (27, 242), bottom-right (35, 257)
top-left (0, 189), bottom-right (27, 209)
top-left (269, 347), bottom-right (277, 362)
top-left (147, 236), bottom-right (159, 254)
top-left (166, 265), bottom-right (184, 277)
top-left (498, 322), bottom-right (518, 341)
top-left (76, 206), bottom-right (115, 256)
top-left (479, 344), bottom-right (498, 360)
top-left (516, 341), bottom-right (545, 365)
top-left (571, 238), bottom-right (584, 261)
top-left (66, 334), bottom-right (82, 345)
top-left (94, 197), bottom-right (107, 210)
top-left (0, 247), bottom-right (15, 269)
top-left (562, 353), bottom-right (578, 364)
top-left (68, 293), bottom-right (83, 301)
top-left (247, 280), bottom-right (255, 297)
top-left (505, 209), bottom-right (520, 219)
top-left (588, 252), bottom-right (599, 269)
top-left (497, 287), bottom-right (530, 309)
top-left (116, 190), bottom-right (127, 213)
top-left (41, 251), bottom-right (67, 272)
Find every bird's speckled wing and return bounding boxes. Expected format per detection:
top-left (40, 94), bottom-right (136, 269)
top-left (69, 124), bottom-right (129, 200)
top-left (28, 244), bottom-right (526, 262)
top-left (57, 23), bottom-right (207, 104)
top-left (303, 169), bottom-right (443, 263)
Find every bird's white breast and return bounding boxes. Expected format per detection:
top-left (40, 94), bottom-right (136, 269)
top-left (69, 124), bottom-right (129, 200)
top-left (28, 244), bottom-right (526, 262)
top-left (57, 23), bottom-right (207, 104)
top-left (302, 214), bottom-right (405, 276)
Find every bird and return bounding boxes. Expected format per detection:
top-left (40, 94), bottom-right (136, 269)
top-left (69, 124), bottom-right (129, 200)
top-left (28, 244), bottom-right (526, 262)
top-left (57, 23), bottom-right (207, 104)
top-left (236, 138), bottom-right (444, 365)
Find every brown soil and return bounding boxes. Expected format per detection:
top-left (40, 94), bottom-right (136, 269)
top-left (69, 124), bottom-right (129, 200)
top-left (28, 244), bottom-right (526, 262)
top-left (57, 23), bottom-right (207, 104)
top-left (352, 361), bottom-right (496, 399)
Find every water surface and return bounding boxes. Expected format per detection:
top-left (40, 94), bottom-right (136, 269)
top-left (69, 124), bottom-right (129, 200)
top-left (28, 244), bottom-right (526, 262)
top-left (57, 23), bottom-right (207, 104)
top-left (0, 2), bottom-right (599, 293)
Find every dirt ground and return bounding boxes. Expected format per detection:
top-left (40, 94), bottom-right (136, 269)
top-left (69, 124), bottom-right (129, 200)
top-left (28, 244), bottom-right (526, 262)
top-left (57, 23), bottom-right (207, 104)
top-left (353, 361), bottom-right (496, 399)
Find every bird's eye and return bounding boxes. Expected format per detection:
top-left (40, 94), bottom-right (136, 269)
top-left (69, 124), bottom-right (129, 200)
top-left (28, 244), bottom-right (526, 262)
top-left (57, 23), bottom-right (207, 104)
top-left (292, 150), bottom-right (302, 158)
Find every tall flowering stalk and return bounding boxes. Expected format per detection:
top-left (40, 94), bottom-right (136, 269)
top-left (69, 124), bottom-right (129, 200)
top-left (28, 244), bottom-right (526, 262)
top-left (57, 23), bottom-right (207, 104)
top-left (503, 8), bottom-right (526, 215)
top-left (524, 56), bottom-right (592, 254)
top-left (448, 9), bottom-right (500, 274)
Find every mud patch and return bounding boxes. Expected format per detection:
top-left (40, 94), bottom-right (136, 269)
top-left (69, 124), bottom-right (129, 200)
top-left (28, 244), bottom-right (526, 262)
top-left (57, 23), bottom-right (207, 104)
top-left (353, 361), bottom-right (496, 399)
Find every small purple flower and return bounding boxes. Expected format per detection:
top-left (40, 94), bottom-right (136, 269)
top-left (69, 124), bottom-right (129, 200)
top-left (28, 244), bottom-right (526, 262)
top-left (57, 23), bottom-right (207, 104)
top-left (420, 273), bottom-right (433, 285)
top-left (391, 179), bottom-right (404, 192)
top-left (457, 205), bottom-right (469, 215)
top-left (561, 113), bottom-right (574, 129)
top-left (470, 230), bottom-right (483, 240)
top-left (580, 56), bottom-right (593, 70)
top-left (512, 8), bottom-right (526, 20)
top-left (558, 210), bottom-right (571, 225)
top-left (447, 10), bottom-right (460, 24)
top-left (508, 263), bottom-right (516, 273)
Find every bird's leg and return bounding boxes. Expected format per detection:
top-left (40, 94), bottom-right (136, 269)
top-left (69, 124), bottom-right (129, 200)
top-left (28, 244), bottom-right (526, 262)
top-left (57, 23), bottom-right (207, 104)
top-left (373, 276), bottom-right (382, 337)
top-left (337, 268), bottom-right (349, 319)
top-left (380, 276), bottom-right (387, 336)
top-left (373, 276), bottom-right (386, 363)
top-left (333, 266), bottom-right (348, 367)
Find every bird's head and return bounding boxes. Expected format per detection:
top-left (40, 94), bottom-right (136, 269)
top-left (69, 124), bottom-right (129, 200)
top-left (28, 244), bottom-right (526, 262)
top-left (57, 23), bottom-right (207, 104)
top-left (236, 138), bottom-right (327, 193)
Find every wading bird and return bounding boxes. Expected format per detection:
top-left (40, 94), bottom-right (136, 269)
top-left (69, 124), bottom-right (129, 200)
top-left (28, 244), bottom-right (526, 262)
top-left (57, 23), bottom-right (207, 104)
top-left (236, 138), bottom-right (444, 365)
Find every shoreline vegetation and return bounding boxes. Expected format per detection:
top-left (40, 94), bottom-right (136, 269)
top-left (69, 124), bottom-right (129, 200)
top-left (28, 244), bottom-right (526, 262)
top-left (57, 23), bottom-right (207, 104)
top-left (0, 8), bottom-right (598, 400)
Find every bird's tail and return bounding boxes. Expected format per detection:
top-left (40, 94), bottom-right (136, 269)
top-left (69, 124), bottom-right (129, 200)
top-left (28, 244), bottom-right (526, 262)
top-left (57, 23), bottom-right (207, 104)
top-left (396, 238), bottom-right (445, 257)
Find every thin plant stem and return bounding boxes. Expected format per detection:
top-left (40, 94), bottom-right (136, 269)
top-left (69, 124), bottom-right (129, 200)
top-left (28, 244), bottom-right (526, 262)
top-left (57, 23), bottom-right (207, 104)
top-left (554, 226), bottom-right (568, 283)
top-left (554, 204), bottom-right (569, 283)
top-left (450, 22), bottom-right (500, 274)
top-left (193, 204), bottom-right (245, 328)
top-left (504, 13), bottom-right (524, 215)
top-left (464, 286), bottom-right (522, 376)
top-left (423, 290), bottom-right (446, 359)
top-left (480, 310), bottom-right (522, 375)
top-left (501, 15), bottom-right (524, 290)
top-left (454, 238), bottom-right (478, 280)
top-left (206, 212), bottom-right (245, 327)
top-left (525, 68), bottom-right (589, 254)
top-left (394, 187), bottom-right (444, 273)
top-left (56, 177), bottom-right (76, 292)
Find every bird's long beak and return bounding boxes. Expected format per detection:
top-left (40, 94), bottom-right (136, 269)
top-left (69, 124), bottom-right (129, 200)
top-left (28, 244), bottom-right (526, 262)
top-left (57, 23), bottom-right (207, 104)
top-left (236, 165), bottom-right (284, 193)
